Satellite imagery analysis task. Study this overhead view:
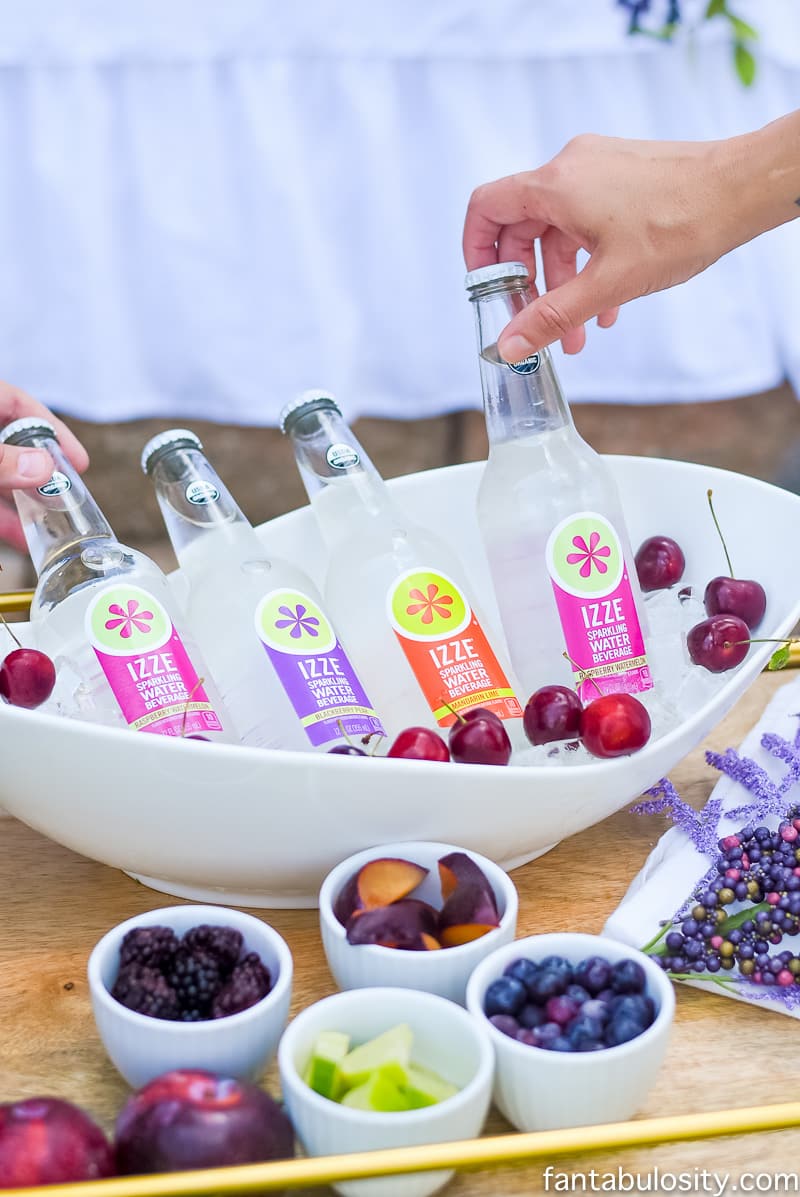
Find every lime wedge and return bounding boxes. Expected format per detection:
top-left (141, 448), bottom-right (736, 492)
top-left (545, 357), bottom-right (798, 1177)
top-left (339, 1023), bottom-right (413, 1089)
top-left (305, 1029), bottom-right (351, 1100)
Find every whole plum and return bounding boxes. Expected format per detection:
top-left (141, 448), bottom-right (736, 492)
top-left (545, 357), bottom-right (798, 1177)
top-left (0, 1096), bottom-right (114, 1186)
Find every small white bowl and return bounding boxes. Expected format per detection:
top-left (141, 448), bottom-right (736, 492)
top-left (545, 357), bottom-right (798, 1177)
top-left (278, 986), bottom-right (494, 1197)
top-left (319, 841), bottom-right (518, 1006)
top-left (87, 904), bottom-right (293, 1088)
top-left (465, 932), bottom-right (675, 1132)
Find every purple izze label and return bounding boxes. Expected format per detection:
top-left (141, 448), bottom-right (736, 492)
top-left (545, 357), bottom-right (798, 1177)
top-left (545, 512), bottom-right (652, 704)
top-left (254, 588), bottom-right (385, 748)
top-left (85, 583), bottom-right (224, 736)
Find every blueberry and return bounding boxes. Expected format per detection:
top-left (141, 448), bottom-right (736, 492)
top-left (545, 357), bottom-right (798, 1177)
top-left (605, 1014), bottom-right (645, 1047)
top-left (515, 1028), bottom-right (537, 1046)
top-left (567, 1014), bottom-right (604, 1049)
top-left (528, 967), bottom-right (569, 1001)
top-left (488, 1013), bottom-right (519, 1038)
top-left (545, 995), bottom-right (581, 1027)
top-left (484, 976), bottom-right (527, 1018)
top-left (565, 984), bottom-right (591, 1004)
top-left (611, 959), bottom-right (647, 995)
top-left (573, 956), bottom-right (612, 996)
top-left (611, 993), bottom-right (655, 1028)
top-left (549, 1035), bottom-right (574, 1052)
top-left (518, 1002), bottom-right (546, 1030)
top-left (580, 998), bottom-right (611, 1024)
top-left (503, 957), bottom-right (540, 993)
top-left (533, 1021), bottom-right (562, 1047)
top-left (538, 956), bottom-right (573, 985)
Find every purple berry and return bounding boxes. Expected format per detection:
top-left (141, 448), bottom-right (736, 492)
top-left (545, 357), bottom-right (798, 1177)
top-left (611, 959), bottom-right (647, 995)
top-left (545, 995), bottom-right (581, 1027)
top-left (119, 926), bottom-right (180, 972)
top-left (212, 953), bottom-right (272, 1019)
top-left (573, 956), bottom-right (611, 996)
top-left (518, 1002), bottom-right (546, 1030)
top-left (484, 976), bottom-right (527, 1018)
top-left (503, 957), bottom-right (540, 993)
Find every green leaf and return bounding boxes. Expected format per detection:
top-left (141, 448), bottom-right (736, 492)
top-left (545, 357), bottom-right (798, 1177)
top-left (768, 645), bottom-right (791, 672)
top-left (734, 41), bottom-right (757, 85)
top-left (715, 901), bottom-right (770, 935)
top-left (727, 14), bottom-right (758, 41)
top-left (704, 0), bottom-right (727, 17)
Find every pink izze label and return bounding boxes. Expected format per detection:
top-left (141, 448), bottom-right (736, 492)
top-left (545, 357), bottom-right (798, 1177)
top-left (85, 583), bottom-right (223, 736)
top-left (545, 512), bottom-right (652, 703)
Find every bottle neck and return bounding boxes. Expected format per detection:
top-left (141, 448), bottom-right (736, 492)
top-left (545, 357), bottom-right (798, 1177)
top-left (470, 281), bottom-right (573, 445)
top-left (10, 432), bottom-right (114, 573)
top-left (286, 408), bottom-right (394, 545)
top-left (149, 446), bottom-right (255, 562)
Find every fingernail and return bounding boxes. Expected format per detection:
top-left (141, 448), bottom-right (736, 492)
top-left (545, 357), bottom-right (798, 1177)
top-left (17, 449), bottom-right (48, 479)
top-left (498, 334), bottom-right (534, 364)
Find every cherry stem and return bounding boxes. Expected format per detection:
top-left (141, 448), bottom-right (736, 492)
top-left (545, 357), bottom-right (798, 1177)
top-left (439, 697), bottom-right (466, 725)
top-left (337, 719), bottom-right (359, 748)
top-left (707, 489), bottom-right (735, 579)
top-left (562, 651), bottom-right (603, 697)
top-left (0, 611), bottom-right (22, 649)
top-left (181, 676), bottom-right (206, 737)
top-left (724, 637), bottom-right (796, 649)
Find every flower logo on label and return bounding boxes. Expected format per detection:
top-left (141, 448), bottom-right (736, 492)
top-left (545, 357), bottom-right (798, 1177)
top-left (274, 604), bottom-right (321, 640)
top-left (255, 589), bottom-right (337, 655)
top-left (388, 569), bottom-right (471, 641)
top-left (566, 532), bottom-right (612, 579)
top-left (104, 599), bottom-right (155, 639)
top-left (406, 584), bottom-right (454, 626)
top-left (545, 513), bottom-right (624, 598)
top-left (86, 584), bottom-right (172, 655)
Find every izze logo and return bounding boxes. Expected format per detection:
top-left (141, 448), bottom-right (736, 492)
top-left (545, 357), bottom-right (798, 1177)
top-left (37, 471), bottom-right (71, 497)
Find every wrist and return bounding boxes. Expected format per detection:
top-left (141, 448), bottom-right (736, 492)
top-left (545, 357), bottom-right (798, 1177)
top-left (713, 113), bottom-right (800, 252)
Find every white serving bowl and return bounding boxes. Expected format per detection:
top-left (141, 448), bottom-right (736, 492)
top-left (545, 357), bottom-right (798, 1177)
top-left (87, 904), bottom-right (292, 1088)
top-left (319, 841), bottom-right (518, 1005)
top-left (277, 986), bottom-right (494, 1197)
top-left (2, 456), bottom-right (800, 906)
top-left (465, 932), bottom-right (675, 1132)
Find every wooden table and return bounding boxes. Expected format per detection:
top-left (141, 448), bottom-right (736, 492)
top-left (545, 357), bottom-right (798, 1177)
top-left (2, 670), bottom-right (799, 1194)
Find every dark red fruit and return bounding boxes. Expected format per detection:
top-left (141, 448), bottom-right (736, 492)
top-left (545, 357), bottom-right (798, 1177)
top-left (703, 576), bottom-right (766, 631)
top-left (114, 1070), bottom-right (293, 1174)
top-left (328, 744), bottom-right (367, 756)
top-left (0, 647), bottom-right (56, 708)
top-left (461, 706), bottom-right (503, 728)
top-left (634, 536), bottom-right (686, 592)
top-left (0, 1097), bottom-right (114, 1186)
top-left (523, 685), bottom-right (582, 746)
top-left (580, 693), bottom-right (651, 759)
top-left (449, 713), bottom-right (512, 766)
top-left (387, 727), bottom-right (449, 762)
top-left (687, 614), bottom-right (750, 673)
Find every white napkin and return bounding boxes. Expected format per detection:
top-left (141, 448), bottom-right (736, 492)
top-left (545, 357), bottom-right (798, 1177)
top-left (604, 675), bottom-right (800, 1018)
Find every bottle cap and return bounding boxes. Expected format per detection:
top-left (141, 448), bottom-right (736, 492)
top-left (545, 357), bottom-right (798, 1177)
top-left (464, 261), bottom-right (530, 291)
top-left (279, 389), bottom-right (341, 435)
top-left (140, 429), bottom-right (203, 475)
top-left (0, 417), bottom-right (57, 445)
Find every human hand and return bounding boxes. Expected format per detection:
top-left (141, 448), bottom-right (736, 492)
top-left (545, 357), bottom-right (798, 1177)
top-left (463, 133), bottom-right (736, 361)
top-left (0, 381), bottom-right (89, 553)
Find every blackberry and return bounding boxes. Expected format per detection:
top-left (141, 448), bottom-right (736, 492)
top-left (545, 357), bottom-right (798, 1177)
top-left (111, 963), bottom-right (180, 1020)
top-left (118, 925), bottom-right (179, 971)
top-left (212, 952), bottom-right (272, 1019)
top-left (168, 947), bottom-right (223, 1019)
top-left (182, 925), bottom-right (243, 974)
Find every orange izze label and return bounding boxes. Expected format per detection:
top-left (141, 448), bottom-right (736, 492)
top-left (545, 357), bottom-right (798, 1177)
top-left (387, 567), bottom-right (521, 727)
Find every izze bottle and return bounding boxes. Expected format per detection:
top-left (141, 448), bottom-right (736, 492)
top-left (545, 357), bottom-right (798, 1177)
top-left (143, 428), bottom-right (385, 751)
top-left (281, 391), bottom-right (523, 740)
top-left (0, 418), bottom-right (231, 740)
top-left (465, 262), bottom-right (653, 705)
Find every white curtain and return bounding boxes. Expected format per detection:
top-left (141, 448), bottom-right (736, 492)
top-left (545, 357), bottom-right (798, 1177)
top-left (0, 0), bottom-right (797, 424)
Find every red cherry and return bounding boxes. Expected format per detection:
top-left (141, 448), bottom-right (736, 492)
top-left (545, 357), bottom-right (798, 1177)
top-left (634, 536), bottom-right (686, 592)
top-left (0, 648), bottom-right (56, 709)
top-left (449, 713), bottom-right (511, 766)
top-left (523, 685), bottom-right (582, 746)
top-left (580, 693), bottom-right (651, 759)
top-left (687, 614), bottom-right (750, 673)
top-left (387, 727), bottom-right (449, 762)
top-left (703, 576), bottom-right (766, 631)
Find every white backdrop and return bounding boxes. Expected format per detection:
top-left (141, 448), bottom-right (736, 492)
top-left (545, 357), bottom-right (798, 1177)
top-left (0, 0), bottom-right (797, 424)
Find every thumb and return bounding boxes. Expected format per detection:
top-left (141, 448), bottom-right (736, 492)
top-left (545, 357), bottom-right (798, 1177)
top-left (498, 258), bottom-right (614, 361)
top-left (0, 443), bottom-right (53, 490)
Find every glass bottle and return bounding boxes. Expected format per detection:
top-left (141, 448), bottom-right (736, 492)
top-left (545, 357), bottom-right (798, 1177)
top-left (0, 418), bottom-right (231, 740)
top-left (281, 391), bottom-right (523, 740)
top-left (465, 262), bottom-right (653, 704)
top-left (143, 428), bottom-right (385, 751)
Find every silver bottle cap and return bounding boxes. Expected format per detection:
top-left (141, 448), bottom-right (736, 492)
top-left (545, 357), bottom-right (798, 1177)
top-left (0, 416), bottom-right (57, 445)
top-left (279, 389), bottom-right (341, 435)
top-left (464, 261), bottom-right (530, 291)
top-left (141, 428), bottom-right (203, 475)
